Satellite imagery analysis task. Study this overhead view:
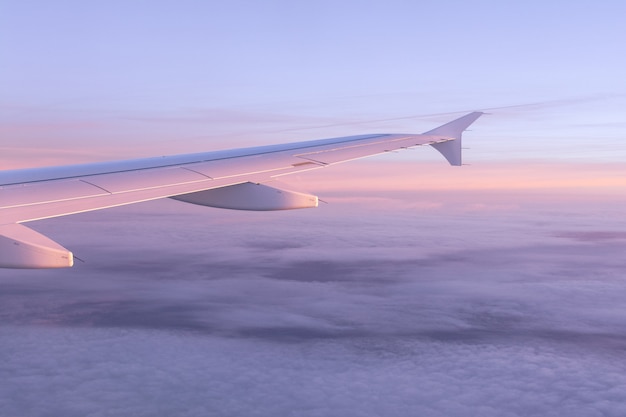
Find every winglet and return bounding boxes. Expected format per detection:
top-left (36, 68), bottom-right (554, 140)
top-left (426, 111), bottom-right (483, 166)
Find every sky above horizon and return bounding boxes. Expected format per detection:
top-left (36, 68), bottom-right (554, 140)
top-left (2, 0), bottom-right (626, 169)
top-left (2, 1), bottom-right (626, 416)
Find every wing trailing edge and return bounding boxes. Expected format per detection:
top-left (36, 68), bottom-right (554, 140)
top-left (0, 111), bottom-right (484, 268)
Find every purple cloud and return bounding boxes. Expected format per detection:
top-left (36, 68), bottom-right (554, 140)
top-left (2, 195), bottom-right (626, 416)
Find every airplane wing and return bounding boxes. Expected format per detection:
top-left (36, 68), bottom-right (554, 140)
top-left (0, 111), bottom-right (483, 268)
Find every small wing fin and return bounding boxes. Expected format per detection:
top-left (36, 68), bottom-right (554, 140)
top-left (427, 112), bottom-right (483, 166)
top-left (0, 223), bottom-right (74, 268)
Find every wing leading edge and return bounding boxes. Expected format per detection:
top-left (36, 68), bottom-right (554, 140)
top-left (0, 112), bottom-right (483, 268)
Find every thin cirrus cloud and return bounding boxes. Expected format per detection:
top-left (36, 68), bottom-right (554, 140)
top-left (1, 106), bottom-right (382, 168)
top-left (3, 92), bottom-right (625, 168)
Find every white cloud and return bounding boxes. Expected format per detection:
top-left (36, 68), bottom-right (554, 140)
top-left (2, 326), bottom-right (626, 417)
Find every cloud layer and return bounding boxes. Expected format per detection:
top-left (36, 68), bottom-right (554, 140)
top-left (2, 196), bottom-right (626, 416)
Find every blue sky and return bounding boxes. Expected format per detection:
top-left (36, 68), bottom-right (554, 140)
top-left (2, 0), bottom-right (625, 165)
top-left (3, 1), bottom-right (624, 102)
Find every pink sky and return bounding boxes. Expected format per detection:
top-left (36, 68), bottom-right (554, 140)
top-left (288, 160), bottom-right (626, 192)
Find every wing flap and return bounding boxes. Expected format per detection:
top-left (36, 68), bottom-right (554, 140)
top-left (184, 152), bottom-right (322, 179)
top-left (82, 166), bottom-right (209, 193)
top-left (0, 179), bottom-right (110, 209)
top-left (0, 176), bottom-right (241, 224)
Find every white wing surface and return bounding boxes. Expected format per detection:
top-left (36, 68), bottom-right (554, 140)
top-left (0, 112), bottom-right (483, 268)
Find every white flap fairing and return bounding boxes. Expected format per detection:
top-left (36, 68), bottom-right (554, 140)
top-left (172, 182), bottom-right (318, 211)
